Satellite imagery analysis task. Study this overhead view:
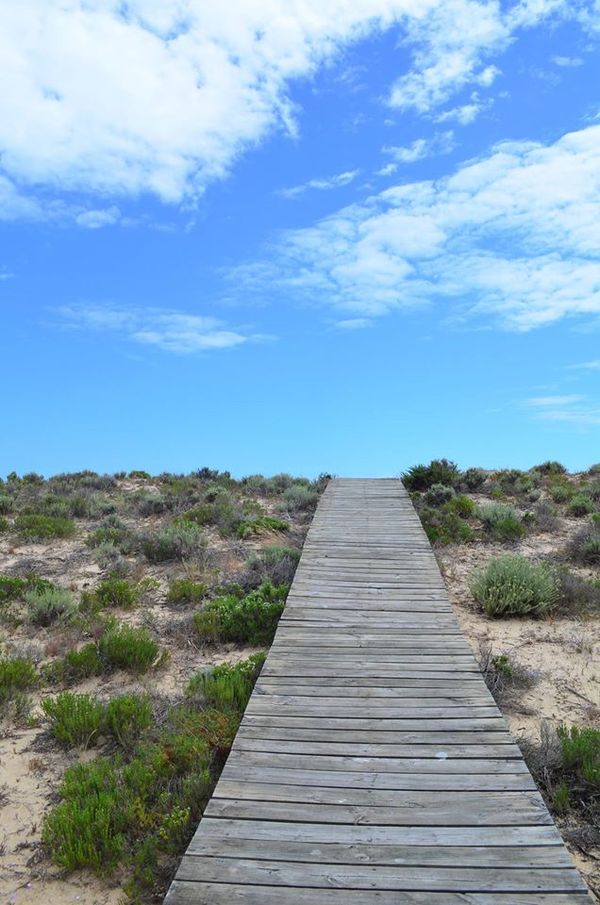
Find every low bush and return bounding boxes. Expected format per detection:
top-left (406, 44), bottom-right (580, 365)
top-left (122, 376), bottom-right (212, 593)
top-left (99, 624), bottom-right (160, 673)
top-left (194, 580), bottom-right (287, 645)
top-left (470, 555), bottom-right (557, 618)
top-left (568, 522), bottom-right (600, 565)
top-left (479, 647), bottom-right (536, 702)
top-left (187, 653), bottom-right (266, 712)
top-left (25, 587), bottom-right (77, 626)
top-left (556, 569), bottom-right (600, 616)
top-left (548, 482), bottom-right (574, 503)
top-left (567, 493), bottom-right (596, 517)
top-left (41, 692), bottom-right (105, 748)
top-left (0, 516), bottom-right (8, 532)
top-left (535, 461), bottom-right (567, 475)
top-left (86, 516), bottom-right (135, 553)
top-left (0, 573), bottom-right (53, 603)
top-left (237, 515), bottom-right (289, 538)
top-left (0, 493), bottom-right (14, 514)
top-left (477, 502), bottom-right (525, 541)
top-left (166, 579), bottom-right (208, 605)
top-left (424, 484), bottom-right (456, 507)
top-left (459, 467), bottom-right (487, 491)
top-left (15, 514), bottom-right (76, 542)
top-left (0, 657), bottom-right (37, 706)
top-left (419, 506), bottom-right (474, 545)
top-left (63, 643), bottom-right (103, 680)
top-left (445, 494), bottom-right (476, 518)
top-left (105, 694), bottom-right (152, 749)
top-left (241, 545), bottom-right (301, 589)
top-left (139, 522), bottom-right (206, 563)
top-left (280, 484), bottom-right (320, 513)
top-left (530, 501), bottom-right (560, 533)
top-left (402, 459), bottom-right (460, 491)
top-left (93, 577), bottom-right (138, 609)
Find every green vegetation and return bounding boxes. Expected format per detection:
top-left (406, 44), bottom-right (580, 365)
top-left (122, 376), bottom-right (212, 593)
top-left (194, 580), bottom-right (287, 644)
top-left (15, 513), bottom-right (76, 542)
top-left (0, 573), bottom-right (53, 603)
top-left (477, 502), bottom-right (526, 541)
top-left (92, 577), bottom-right (139, 609)
top-left (166, 579), bottom-right (207, 605)
top-left (470, 555), bottom-right (557, 617)
top-left (98, 624), bottom-right (160, 673)
top-left (187, 653), bottom-right (266, 712)
top-left (536, 726), bottom-right (600, 821)
top-left (63, 644), bottom-right (103, 680)
top-left (419, 505), bottom-right (474, 545)
top-left (568, 521), bottom-right (600, 565)
top-left (25, 586), bottom-right (77, 626)
top-left (567, 493), bottom-right (596, 517)
top-left (237, 515), bottom-right (289, 538)
top-left (139, 521), bottom-right (206, 562)
top-left (403, 458), bottom-right (460, 491)
top-left (42, 692), bottom-right (105, 748)
top-left (424, 483), bottom-right (456, 506)
top-left (106, 694), bottom-right (152, 750)
top-left (459, 467), bottom-right (487, 491)
top-left (0, 657), bottom-right (37, 710)
top-left (86, 516), bottom-right (135, 553)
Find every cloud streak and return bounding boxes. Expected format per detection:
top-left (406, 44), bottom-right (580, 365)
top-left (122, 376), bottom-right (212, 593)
top-left (279, 170), bottom-right (360, 199)
top-left (54, 305), bottom-right (262, 354)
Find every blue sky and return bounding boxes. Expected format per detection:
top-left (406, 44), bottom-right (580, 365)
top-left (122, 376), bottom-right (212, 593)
top-left (1, 1), bottom-right (599, 478)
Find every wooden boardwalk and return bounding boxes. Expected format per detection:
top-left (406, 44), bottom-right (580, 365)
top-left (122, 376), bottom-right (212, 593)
top-left (165, 478), bottom-right (589, 904)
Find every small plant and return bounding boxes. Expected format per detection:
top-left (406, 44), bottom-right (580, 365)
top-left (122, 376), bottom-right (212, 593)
top-left (557, 725), bottom-right (600, 788)
top-left (419, 506), bottom-right (474, 545)
top-left (470, 555), bottom-right (557, 618)
top-left (93, 577), bottom-right (138, 609)
top-left (86, 516), bottom-right (135, 553)
top-left (477, 502), bottom-right (525, 541)
top-left (402, 459), bottom-right (460, 491)
top-left (549, 482), bottom-right (574, 503)
top-left (0, 493), bottom-right (14, 514)
top-left (139, 522), bottom-right (206, 563)
top-left (459, 467), bottom-right (487, 491)
top-left (567, 493), bottom-right (595, 517)
top-left (0, 657), bottom-right (37, 707)
top-left (568, 523), bottom-right (600, 565)
top-left (479, 646), bottom-right (535, 701)
top-left (0, 516), bottom-right (8, 532)
top-left (15, 514), bottom-right (76, 542)
top-left (424, 484), bottom-right (456, 507)
top-left (63, 643), bottom-right (103, 680)
top-left (280, 484), bottom-right (320, 513)
top-left (556, 569), bottom-right (600, 616)
top-left (166, 579), bottom-right (208, 605)
top-left (99, 624), bottom-right (160, 673)
top-left (187, 653), bottom-right (266, 712)
top-left (535, 461), bottom-right (567, 475)
top-left (0, 573), bottom-right (53, 603)
top-left (41, 692), bottom-right (105, 748)
top-left (194, 581), bottom-right (287, 645)
top-left (105, 694), bottom-right (152, 749)
top-left (445, 494), bottom-right (476, 518)
top-left (237, 515), bottom-right (289, 538)
top-left (25, 587), bottom-right (77, 626)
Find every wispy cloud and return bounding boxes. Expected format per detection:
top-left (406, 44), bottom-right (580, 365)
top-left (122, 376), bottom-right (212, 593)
top-left (278, 170), bottom-right (360, 199)
top-left (335, 317), bottom-right (372, 329)
top-left (435, 93), bottom-right (491, 125)
top-left (525, 394), bottom-right (600, 427)
top-left (231, 123), bottom-right (600, 332)
top-left (53, 305), bottom-right (264, 354)
top-left (567, 359), bottom-right (600, 370)
top-left (553, 55), bottom-right (584, 66)
top-left (382, 131), bottom-right (454, 165)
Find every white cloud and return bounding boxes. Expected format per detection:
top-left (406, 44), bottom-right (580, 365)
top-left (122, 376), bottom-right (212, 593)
top-left (383, 131), bottom-right (454, 164)
top-left (526, 394), bottom-right (600, 426)
top-left (279, 170), bottom-right (360, 199)
top-left (54, 304), bottom-right (259, 353)
top-left (568, 359), bottom-right (600, 370)
top-left (336, 317), bottom-right (372, 329)
top-left (553, 54), bottom-right (584, 66)
top-left (232, 124), bottom-right (600, 331)
top-left (75, 207), bottom-right (121, 229)
top-left (0, 0), bottom-right (594, 214)
top-left (376, 162), bottom-right (399, 176)
top-left (435, 92), bottom-right (490, 124)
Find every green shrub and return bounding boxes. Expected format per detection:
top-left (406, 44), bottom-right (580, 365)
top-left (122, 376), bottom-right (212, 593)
top-left (567, 493), bottom-right (595, 517)
top-left (237, 515), bottom-right (289, 538)
top-left (25, 587), bottom-right (77, 626)
top-left (106, 694), bottom-right (152, 749)
top-left (568, 523), bottom-right (600, 565)
top-left (194, 581), bottom-right (287, 645)
top-left (132, 491), bottom-right (170, 516)
top-left (535, 461), bottom-right (567, 475)
top-left (187, 653), bottom-right (266, 712)
top-left (419, 506), bottom-right (474, 545)
top-left (0, 493), bottom-right (13, 514)
top-left (403, 459), bottom-right (460, 491)
top-left (99, 624), bottom-right (159, 673)
top-left (558, 726), bottom-right (600, 788)
top-left (41, 692), bottom-right (105, 748)
top-left (424, 484), bottom-right (456, 507)
top-left (93, 577), bottom-right (138, 609)
top-left (477, 503), bottom-right (525, 541)
top-left (139, 522), bottom-right (206, 562)
top-left (280, 484), bottom-right (320, 512)
top-left (166, 579), bottom-right (208, 605)
top-left (63, 644), bottom-right (103, 680)
top-left (0, 658), bottom-right (37, 705)
top-left (445, 494), bottom-right (476, 517)
top-left (460, 467), bottom-right (487, 491)
top-left (15, 514), bottom-right (76, 542)
top-left (0, 516), bottom-right (8, 532)
top-left (42, 758), bottom-right (126, 872)
top-left (86, 516), bottom-right (135, 553)
top-left (0, 573), bottom-right (53, 603)
top-left (587, 480), bottom-right (600, 502)
top-left (470, 555), bottom-right (557, 618)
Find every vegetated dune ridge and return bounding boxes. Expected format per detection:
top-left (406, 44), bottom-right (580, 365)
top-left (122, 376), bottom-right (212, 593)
top-left (406, 460), bottom-right (600, 901)
top-left (0, 463), bottom-right (599, 903)
top-left (0, 468), bottom-right (326, 904)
